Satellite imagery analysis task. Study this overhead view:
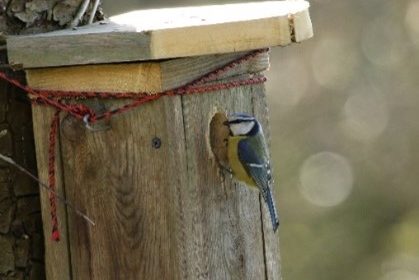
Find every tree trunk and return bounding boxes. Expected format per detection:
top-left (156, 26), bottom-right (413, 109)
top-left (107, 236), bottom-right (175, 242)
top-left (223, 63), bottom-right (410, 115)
top-left (0, 64), bottom-right (44, 280)
top-left (0, 1), bottom-right (103, 279)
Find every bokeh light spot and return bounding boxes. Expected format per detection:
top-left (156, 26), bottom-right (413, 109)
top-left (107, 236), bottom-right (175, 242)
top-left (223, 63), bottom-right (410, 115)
top-left (341, 87), bottom-right (389, 141)
top-left (381, 270), bottom-right (419, 280)
top-left (362, 17), bottom-right (408, 67)
top-left (299, 152), bottom-right (353, 207)
top-left (382, 254), bottom-right (419, 277)
top-left (311, 37), bottom-right (358, 90)
top-left (405, 0), bottom-right (419, 45)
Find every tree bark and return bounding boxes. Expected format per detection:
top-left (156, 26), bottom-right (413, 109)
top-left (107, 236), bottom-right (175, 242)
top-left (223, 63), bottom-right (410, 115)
top-left (0, 63), bottom-right (44, 280)
top-left (0, 1), bottom-right (103, 279)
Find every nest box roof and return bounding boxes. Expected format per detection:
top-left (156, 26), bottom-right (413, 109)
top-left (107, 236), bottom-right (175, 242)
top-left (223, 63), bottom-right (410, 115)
top-left (7, 1), bottom-right (312, 69)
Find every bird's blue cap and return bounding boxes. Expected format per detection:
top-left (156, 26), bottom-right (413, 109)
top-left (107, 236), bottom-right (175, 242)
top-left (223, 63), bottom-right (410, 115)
top-left (227, 112), bottom-right (256, 123)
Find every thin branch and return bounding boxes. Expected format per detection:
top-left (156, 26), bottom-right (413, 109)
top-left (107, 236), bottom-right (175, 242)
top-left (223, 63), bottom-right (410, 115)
top-left (69, 0), bottom-right (91, 28)
top-left (88, 0), bottom-right (100, 24)
top-left (0, 153), bottom-right (95, 226)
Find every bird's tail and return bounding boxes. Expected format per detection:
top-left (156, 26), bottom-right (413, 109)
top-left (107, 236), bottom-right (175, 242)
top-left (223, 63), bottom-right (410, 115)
top-left (265, 187), bottom-right (280, 232)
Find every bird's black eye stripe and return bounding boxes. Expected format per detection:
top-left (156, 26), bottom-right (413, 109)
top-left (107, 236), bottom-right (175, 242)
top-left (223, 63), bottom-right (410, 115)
top-left (228, 118), bottom-right (256, 124)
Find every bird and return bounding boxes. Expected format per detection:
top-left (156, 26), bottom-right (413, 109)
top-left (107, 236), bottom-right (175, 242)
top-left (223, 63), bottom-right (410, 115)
top-left (225, 113), bottom-right (279, 232)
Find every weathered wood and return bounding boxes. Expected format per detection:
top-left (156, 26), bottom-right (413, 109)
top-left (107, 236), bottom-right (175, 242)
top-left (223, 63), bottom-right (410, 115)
top-left (8, 1), bottom-right (312, 68)
top-left (26, 51), bottom-right (270, 94)
top-left (27, 63), bottom-right (163, 93)
top-left (27, 52), bottom-right (280, 279)
top-left (181, 86), bottom-right (269, 279)
top-left (161, 51), bottom-right (270, 90)
top-left (61, 97), bottom-right (186, 279)
top-left (252, 85), bottom-right (282, 279)
top-left (291, 8), bottom-right (313, 43)
top-left (31, 106), bottom-right (71, 280)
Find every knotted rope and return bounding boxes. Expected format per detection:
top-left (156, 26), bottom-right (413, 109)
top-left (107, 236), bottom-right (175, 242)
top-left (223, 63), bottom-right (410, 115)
top-left (0, 48), bottom-right (268, 241)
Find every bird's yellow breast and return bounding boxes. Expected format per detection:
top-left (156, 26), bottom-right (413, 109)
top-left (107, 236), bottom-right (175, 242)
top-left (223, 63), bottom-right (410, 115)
top-left (227, 136), bottom-right (257, 187)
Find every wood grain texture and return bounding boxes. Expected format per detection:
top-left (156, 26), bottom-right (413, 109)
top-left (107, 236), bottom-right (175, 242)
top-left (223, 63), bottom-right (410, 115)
top-left (28, 52), bottom-right (280, 279)
top-left (161, 51), bottom-right (270, 91)
top-left (7, 1), bottom-right (312, 68)
top-left (27, 63), bottom-right (162, 93)
top-left (31, 106), bottom-right (71, 280)
top-left (181, 85), bottom-right (268, 279)
top-left (252, 85), bottom-right (282, 280)
top-left (26, 51), bottom-right (269, 95)
top-left (60, 97), bottom-right (185, 280)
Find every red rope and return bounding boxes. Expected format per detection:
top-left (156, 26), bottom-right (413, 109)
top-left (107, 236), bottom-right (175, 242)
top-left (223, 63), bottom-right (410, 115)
top-left (48, 111), bottom-right (60, 241)
top-left (0, 49), bottom-right (268, 241)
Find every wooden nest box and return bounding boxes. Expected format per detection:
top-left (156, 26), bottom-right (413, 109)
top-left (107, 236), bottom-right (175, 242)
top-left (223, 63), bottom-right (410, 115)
top-left (7, 1), bottom-right (312, 279)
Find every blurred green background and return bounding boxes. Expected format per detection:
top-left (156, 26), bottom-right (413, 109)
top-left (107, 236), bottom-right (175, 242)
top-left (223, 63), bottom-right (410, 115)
top-left (103, 1), bottom-right (419, 279)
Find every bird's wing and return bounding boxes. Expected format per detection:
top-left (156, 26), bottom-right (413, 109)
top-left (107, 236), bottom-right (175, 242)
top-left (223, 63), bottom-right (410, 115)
top-left (238, 138), bottom-right (279, 231)
top-left (237, 139), bottom-right (271, 200)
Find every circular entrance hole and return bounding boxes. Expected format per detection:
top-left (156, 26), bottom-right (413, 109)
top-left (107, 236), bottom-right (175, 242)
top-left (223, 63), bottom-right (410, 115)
top-left (209, 112), bottom-right (230, 169)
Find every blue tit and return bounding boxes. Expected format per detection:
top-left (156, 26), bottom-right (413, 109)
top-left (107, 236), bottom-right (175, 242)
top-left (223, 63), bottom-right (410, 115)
top-left (226, 113), bottom-right (279, 232)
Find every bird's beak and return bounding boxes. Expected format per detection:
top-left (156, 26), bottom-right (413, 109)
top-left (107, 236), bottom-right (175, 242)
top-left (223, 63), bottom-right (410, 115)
top-left (223, 121), bottom-right (230, 126)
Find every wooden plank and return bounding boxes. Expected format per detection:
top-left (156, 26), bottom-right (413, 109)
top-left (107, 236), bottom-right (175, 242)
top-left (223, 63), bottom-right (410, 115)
top-left (161, 51), bottom-right (270, 90)
top-left (290, 9), bottom-right (313, 43)
top-left (252, 85), bottom-right (282, 280)
top-left (26, 51), bottom-right (270, 94)
top-left (31, 106), bottom-right (71, 280)
top-left (171, 49), bottom-right (274, 279)
top-left (8, 1), bottom-right (311, 68)
top-left (163, 54), bottom-right (273, 278)
top-left (29, 61), bottom-right (185, 279)
top-left (27, 63), bottom-right (162, 93)
top-left (180, 86), bottom-right (268, 279)
top-left (59, 97), bottom-right (186, 279)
